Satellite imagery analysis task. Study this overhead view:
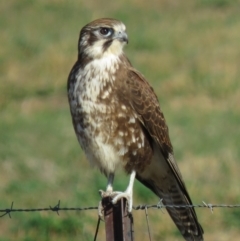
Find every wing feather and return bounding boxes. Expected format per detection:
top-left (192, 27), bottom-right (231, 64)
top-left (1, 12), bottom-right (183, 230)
top-left (127, 68), bottom-right (185, 185)
top-left (126, 68), bottom-right (204, 240)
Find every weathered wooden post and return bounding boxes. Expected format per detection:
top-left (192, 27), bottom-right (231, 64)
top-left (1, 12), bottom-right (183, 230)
top-left (102, 197), bottom-right (134, 241)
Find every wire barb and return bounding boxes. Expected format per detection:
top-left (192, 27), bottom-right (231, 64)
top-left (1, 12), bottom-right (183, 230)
top-left (156, 199), bottom-right (165, 213)
top-left (202, 201), bottom-right (214, 213)
top-left (49, 200), bottom-right (61, 215)
top-left (0, 202), bottom-right (14, 218)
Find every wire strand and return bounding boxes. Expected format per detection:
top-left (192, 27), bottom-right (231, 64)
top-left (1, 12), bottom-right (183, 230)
top-left (1, 201), bottom-right (240, 218)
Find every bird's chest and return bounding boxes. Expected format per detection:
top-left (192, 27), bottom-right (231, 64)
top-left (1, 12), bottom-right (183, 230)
top-left (69, 61), bottom-right (120, 139)
top-left (68, 60), bottom-right (152, 174)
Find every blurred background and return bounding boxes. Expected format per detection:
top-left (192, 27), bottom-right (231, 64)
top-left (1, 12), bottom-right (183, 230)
top-left (1, 0), bottom-right (240, 240)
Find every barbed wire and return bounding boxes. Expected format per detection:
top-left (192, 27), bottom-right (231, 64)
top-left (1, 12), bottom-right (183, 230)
top-left (1, 200), bottom-right (240, 218)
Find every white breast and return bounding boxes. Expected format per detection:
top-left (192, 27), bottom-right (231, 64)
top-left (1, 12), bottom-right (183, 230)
top-left (75, 55), bottom-right (119, 102)
top-left (69, 55), bottom-right (124, 174)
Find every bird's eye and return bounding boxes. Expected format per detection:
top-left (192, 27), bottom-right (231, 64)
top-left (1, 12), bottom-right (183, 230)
top-left (99, 28), bottom-right (112, 37)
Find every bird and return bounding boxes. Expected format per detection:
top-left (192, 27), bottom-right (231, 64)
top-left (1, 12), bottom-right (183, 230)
top-left (67, 18), bottom-right (204, 241)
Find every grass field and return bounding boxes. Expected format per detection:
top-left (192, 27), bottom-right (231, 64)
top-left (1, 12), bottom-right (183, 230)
top-left (1, 0), bottom-right (240, 240)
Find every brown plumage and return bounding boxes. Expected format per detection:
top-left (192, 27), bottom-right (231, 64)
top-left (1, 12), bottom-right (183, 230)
top-left (67, 18), bottom-right (204, 240)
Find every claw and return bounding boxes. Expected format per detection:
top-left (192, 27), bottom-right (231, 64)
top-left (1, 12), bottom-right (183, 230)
top-left (112, 170), bottom-right (136, 213)
top-left (99, 170), bottom-right (136, 214)
top-left (99, 189), bottom-right (107, 198)
top-left (112, 190), bottom-right (133, 212)
top-left (98, 200), bottom-right (104, 220)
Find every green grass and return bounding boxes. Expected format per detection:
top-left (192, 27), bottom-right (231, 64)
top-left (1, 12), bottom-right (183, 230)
top-left (1, 0), bottom-right (240, 240)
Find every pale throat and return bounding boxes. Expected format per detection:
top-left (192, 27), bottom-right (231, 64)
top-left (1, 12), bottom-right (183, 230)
top-left (104, 40), bottom-right (125, 57)
top-left (73, 53), bottom-right (120, 104)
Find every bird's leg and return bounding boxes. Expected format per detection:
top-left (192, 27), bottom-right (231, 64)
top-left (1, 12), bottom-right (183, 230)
top-left (106, 172), bottom-right (114, 193)
top-left (112, 170), bottom-right (136, 213)
top-left (99, 173), bottom-right (114, 197)
top-left (99, 171), bottom-right (136, 214)
top-left (98, 173), bottom-right (115, 217)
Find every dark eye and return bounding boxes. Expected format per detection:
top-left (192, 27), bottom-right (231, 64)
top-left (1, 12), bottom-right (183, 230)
top-left (99, 28), bottom-right (112, 37)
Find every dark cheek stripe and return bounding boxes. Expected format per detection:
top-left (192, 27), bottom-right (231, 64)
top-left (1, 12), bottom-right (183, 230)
top-left (88, 33), bottom-right (99, 46)
top-left (103, 39), bottom-right (113, 52)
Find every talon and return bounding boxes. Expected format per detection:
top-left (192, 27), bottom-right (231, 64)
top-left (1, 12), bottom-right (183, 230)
top-left (99, 189), bottom-right (105, 198)
top-left (111, 191), bottom-right (133, 212)
top-left (99, 170), bottom-right (136, 214)
top-left (98, 200), bottom-right (104, 221)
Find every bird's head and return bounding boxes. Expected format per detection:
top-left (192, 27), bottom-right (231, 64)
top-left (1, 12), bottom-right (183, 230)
top-left (78, 18), bottom-right (128, 59)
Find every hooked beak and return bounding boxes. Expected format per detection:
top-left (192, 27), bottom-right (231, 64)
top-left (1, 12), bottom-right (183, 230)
top-left (115, 31), bottom-right (128, 44)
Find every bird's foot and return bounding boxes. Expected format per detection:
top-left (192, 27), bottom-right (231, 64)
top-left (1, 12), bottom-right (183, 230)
top-left (98, 189), bottom-right (115, 218)
top-left (112, 189), bottom-right (133, 213)
top-left (99, 170), bottom-right (136, 213)
top-left (99, 189), bottom-right (133, 213)
top-left (98, 200), bottom-right (104, 219)
top-left (99, 189), bottom-right (115, 198)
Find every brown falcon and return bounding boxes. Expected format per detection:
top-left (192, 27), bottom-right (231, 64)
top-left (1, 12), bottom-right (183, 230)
top-left (67, 18), bottom-right (204, 240)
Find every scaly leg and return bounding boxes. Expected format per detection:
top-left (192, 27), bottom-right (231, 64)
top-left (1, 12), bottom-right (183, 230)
top-left (99, 170), bottom-right (136, 214)
top-left (98, 173), bottom-right (115, 216)
top-left (106, 173), bottom-right (114, 193)
top-left (112, 170), bottom-right (136, 212)
top-left (99, 173), bottom-right (114, 197)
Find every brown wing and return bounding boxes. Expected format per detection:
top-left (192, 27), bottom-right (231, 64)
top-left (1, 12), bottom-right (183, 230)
top-left (126, 68), bottom-right (185, 187)
top-left (126, 68), bottom-right (204, 240)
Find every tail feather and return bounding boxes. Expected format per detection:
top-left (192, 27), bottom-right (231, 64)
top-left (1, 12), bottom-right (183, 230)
top-left (136, 175), bottom-right (204, 241)
top-left (158, 185), bottom-right (203, 241)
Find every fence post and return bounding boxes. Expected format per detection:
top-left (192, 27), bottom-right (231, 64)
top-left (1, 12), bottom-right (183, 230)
top-left (102, 197), bottom-right (134, 241)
